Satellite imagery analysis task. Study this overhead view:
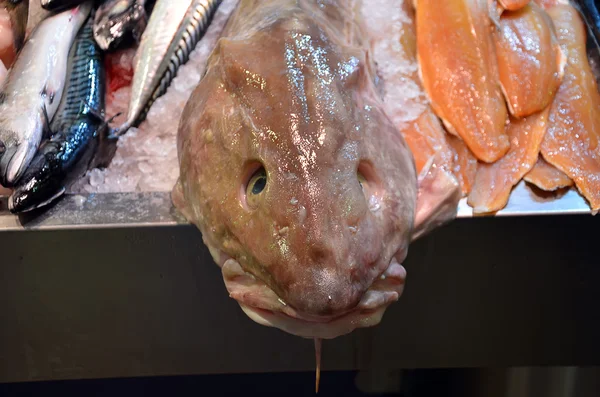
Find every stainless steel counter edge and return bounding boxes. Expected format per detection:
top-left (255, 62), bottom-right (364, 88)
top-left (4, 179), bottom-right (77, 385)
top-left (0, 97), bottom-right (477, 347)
top-left (0, 181), bottom-right (593, 231)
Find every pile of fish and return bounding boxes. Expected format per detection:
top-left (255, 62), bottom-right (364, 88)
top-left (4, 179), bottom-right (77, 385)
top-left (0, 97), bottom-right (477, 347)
top-left (0, 0), bottom-right (223, 212)
top-left (413, 0), bottom-right (600, 214)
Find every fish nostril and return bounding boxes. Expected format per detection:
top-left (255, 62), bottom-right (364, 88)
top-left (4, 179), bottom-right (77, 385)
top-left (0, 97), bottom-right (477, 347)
top-left (0, 141), bottom-right (5, 155)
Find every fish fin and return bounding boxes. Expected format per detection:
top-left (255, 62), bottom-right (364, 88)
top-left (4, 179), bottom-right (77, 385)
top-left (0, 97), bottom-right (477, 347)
top-left (84, 102), bottom-right (107, 123)
top-left (42, 103), bottom-right (54, 138)
top-left (88, 112), bottom-right (122, 170)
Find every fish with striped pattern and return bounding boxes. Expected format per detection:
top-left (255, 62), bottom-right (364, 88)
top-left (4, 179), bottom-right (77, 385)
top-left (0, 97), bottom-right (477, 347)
top-left (113, 0), bottom-right (223, 137)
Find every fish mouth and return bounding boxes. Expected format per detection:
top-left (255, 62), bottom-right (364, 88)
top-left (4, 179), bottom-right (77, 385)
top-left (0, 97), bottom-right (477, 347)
top-left (221, 256), bottom-right (407, 340)
top-left (0, 143), bottom-right (29, 187)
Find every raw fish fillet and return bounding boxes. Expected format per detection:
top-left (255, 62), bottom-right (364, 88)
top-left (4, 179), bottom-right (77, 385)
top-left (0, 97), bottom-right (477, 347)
top-left (494, 2), bottom-right (564, 118)
top-left (447, 135), bottom-right (478, 195)
top-left (524, 156), bottom-right (573, 191)
top-left (540, 4), bottom-right (600, 212)
top-left (498, 0), bottom-right (530, 11)
top-left (416, 0), bottom-right (509, 163)
top-left (468, 107), bottom-right (550, 213)
top-left (360, 0), bottom-right (456, 176)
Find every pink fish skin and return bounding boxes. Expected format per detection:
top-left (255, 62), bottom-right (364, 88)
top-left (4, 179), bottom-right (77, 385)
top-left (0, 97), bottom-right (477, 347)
top-left (173, 0), bottom-right (457, 339)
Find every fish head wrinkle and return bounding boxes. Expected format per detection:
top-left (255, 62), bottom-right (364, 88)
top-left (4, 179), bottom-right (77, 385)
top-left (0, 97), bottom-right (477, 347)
top-left (174, 18), bottom-right (418, 338)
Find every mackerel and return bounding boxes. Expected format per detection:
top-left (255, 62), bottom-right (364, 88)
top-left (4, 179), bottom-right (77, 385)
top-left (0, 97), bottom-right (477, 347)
top-left (114, 0), bottom-right (222, 136)
top-left (9, 11), bottom-right (106, 213)
top-left (0, 2), bottom-right (92, 186)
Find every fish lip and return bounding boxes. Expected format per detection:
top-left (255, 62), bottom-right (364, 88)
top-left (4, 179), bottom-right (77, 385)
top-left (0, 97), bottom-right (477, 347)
top-left (0, 144), bottom-right (20, 187)
top-left (222, 256), bottom-right (406, 337)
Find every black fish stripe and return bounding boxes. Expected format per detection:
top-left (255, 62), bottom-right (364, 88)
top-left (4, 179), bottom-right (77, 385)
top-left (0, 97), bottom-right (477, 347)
top-left (51, 16), bottom-right (105, 130)
top-left (135, 0), bottom-right (222, 125)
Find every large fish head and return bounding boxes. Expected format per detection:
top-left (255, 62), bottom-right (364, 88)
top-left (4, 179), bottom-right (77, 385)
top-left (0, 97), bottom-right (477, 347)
top-left (174, 21), bottom-right (418, 339)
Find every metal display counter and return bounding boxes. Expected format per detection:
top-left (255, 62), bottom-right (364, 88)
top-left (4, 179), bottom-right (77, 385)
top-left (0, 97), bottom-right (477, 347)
top-left (0, 181), bottom-right (598, 384)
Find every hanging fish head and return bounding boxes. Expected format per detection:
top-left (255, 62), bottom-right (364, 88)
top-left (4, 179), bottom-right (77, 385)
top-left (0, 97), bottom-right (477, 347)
top-left (0, 110), bottom-right (45, 187)
top-left (173, 18), bottom-right (418, 339)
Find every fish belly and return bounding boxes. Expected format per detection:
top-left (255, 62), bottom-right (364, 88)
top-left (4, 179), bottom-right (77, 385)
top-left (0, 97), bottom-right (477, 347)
top-left (540, 4), bottom-right (600, 212)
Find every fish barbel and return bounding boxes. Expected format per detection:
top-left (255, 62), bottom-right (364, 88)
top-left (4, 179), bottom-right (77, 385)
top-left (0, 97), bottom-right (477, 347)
top-left (173, 0), bottom-right (458, 340)
top-left (0, 2), bottom-right (92, 187)
top-left (113, 0), bottom-right (222, 136)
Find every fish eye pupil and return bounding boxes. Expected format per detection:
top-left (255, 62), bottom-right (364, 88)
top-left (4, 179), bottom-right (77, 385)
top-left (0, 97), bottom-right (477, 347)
top-left (248, 167), bottom-right (267, 196)
top-left (252, 175), bottom-right (266, 195)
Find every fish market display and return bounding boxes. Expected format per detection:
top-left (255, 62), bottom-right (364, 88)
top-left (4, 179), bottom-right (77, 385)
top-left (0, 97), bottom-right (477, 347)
top-left (416, 0), bottom-right (509, 163)
top-left (173, 0), bottom-right (459, 341)
top-left (70, 0), bottom-right (237, 194)
top-left (493, 2), bottom-right (565, 118)
top-left (93, 0), bottom-right (148, 51)
top-left (0, 0), bottom-right (28, 68)
top-left (41, 0), bottom-right (88, 12)
top-left (113, 0), bottom-right (223, 136)
top-left (9, 11), bottom-right (106, 213)
top-left (0, 2), bottom-right (92, 187)
top-left (539, 3), bottom-right (600, 212)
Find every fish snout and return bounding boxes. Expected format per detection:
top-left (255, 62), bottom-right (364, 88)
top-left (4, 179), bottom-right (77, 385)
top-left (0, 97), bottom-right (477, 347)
top-left (284, 268), bottom-right (367, 318)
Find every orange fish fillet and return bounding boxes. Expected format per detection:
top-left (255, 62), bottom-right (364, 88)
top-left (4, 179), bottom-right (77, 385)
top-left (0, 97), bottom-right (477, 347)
top-left (447, 135), bottom-right (478, 195)
top-left (416, 0), bottom-right (509, 163)
top-left (468, 107), bottom-right (550, 213)
top-left (540, 5), bottom-right (600, 212)
top-left (499, 0), bottom-right (531, 11)
top-left (524, 156), bottom-right (574, 191)
top-left (402, 109), bottom-right (455, 175)
top-left (494, 2), bottom-right (564, 118)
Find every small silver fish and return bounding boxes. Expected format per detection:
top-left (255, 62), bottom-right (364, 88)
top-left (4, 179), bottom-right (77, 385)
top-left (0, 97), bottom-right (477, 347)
top-left (0, 2), bottom-right (92, 187)
top-left (113, 0), bottom-right (222, 136)
top-left (93, 0), bottom-right (148, 51)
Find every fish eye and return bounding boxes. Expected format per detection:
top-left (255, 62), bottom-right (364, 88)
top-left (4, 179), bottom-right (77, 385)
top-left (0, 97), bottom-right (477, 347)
top-left (244, 165), bottom-right (267, 209)
top-left (358, 171), bottom-right (366, 190)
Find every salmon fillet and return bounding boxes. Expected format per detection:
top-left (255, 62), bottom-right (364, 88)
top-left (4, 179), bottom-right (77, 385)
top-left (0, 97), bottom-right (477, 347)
top-left (447, 135), bottom-right (478, 195)
top-left (402, 109), bottom-right (455, 174)
top-left (498, 0), bottom-right (531, 11)
top-left (540, 5), bottom-right (600, 212)
top-left (468, 107), bottom-right (550, 213)
top-left (416, 0), bottom-right (509, 163)
top-left (524, 156), bottom-right (574, 191)
top-left (494, 2), bottom-right (564, 118)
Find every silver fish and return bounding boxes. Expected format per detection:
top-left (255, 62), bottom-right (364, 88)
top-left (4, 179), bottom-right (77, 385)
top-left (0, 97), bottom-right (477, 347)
top-left (93, 0), bottom-right (148, 51)
top-left (113, 0), bottom-right (222, 136)
top-left (0, 2), bottom-right (92, 187)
